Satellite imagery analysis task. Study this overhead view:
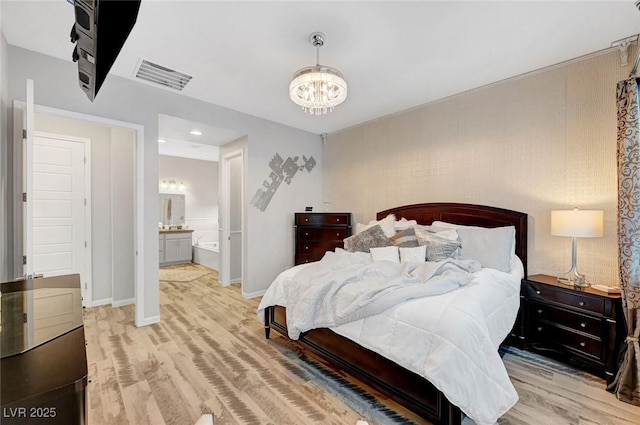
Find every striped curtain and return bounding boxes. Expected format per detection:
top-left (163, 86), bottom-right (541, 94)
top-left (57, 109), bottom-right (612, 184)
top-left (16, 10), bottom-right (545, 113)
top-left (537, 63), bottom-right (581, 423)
top-left (609, 77), bottom-right (640, 405)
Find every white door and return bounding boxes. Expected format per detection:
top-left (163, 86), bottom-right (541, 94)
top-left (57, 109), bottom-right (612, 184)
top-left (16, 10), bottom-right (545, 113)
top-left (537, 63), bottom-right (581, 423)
top-left (29, 133), bottom-right (91, 305)
top-left (219, 149), bottom-right (244, 287)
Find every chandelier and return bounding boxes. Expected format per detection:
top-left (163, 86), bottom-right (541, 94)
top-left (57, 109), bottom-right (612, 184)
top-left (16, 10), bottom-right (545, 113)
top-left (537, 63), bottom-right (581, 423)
top-left (289, 32), bottom-right (348, 115)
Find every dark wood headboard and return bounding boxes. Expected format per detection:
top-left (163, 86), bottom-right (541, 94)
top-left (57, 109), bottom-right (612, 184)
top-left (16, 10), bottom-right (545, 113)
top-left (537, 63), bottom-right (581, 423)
top-left (377, 203), bottom-right (528, 274)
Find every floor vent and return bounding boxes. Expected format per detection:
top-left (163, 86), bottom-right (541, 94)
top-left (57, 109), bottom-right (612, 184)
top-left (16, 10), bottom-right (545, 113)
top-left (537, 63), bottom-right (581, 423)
top-left (134, 59), bottom-right (192, 91)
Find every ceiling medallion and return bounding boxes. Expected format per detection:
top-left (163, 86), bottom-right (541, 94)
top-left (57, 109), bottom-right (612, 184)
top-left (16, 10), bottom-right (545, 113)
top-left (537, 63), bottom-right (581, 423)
top-left (289, 32), bottom-right (348, 115)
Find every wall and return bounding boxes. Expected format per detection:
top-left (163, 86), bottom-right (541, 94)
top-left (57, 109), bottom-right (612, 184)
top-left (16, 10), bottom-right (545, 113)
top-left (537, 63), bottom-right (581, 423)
top-left (33, 113), bottom-right (135, 305)
top-left (325, 49), bottom-right (635, 287)
top-left (6, 46), bottom-right (322, 323)
top-left (0, 17), bottom-right (10, 281)
top-left (158, 155), bottom-right (219, 245)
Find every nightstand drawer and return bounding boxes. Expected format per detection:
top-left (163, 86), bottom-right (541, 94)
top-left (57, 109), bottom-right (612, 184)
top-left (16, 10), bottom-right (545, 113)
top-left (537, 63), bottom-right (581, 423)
top-left (530, 302), bottom-right (602, 337)
top-left (297, 227), bottom-right (349, 241)
top-left (524, 280), bottom-right (605, 315)
top-left (295, 213), bottom-right (351, 226)
top-left (531, 320), bottom-right (603, 360)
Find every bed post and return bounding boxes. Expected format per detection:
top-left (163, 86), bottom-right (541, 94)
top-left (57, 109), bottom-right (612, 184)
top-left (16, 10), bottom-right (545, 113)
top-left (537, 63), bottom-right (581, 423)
top-left (264, 306), bottom-right (272, 339)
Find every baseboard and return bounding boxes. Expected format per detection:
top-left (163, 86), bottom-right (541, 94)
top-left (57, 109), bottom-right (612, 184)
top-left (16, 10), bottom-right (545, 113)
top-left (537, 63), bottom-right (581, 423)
top-left (91, 297), bottom-right (113, 307)
top-left (242, 288), bottom-right (266, 299)
top-left (112, 297), bottom-right (135, 308)
top-left (230, 278), bottom-right (242, 284)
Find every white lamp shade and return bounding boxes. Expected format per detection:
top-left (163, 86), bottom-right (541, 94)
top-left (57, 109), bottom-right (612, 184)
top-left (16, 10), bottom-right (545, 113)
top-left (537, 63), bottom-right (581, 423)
top-left (551, 210), bottom-right (604, 238)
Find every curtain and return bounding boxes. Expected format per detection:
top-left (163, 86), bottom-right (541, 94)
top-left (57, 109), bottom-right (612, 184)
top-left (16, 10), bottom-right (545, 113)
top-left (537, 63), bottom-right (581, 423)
top-left (608, 77), bottom-right (640, 405)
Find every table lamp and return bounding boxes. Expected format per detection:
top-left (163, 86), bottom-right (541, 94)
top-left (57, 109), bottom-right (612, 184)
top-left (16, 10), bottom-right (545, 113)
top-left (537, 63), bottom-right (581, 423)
top-left (551, 209), bottom-right (603, 287)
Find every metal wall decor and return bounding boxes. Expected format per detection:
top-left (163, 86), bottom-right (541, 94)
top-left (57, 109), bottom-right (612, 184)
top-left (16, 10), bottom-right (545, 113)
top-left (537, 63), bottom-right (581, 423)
top-left (251, 153), bottom-right (316, 211)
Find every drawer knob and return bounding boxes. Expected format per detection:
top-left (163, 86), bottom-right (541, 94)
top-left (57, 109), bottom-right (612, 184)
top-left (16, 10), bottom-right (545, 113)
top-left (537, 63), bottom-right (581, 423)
top-left (337, 232), bottom-right (340, 236)
top-left (304, 218), bottom-right (309, 222)
top-left (305, 246), bottom-right (309, 250)
top-left (537, 326), bottom-right (543, 332)
top-left (580, 322), bottom-right (587, 328)
top-left (336, 218), bottom-right (341, 222)
top-left (580, 342), bottom-right (586, 347)
top-left (536, 290), bottom-right (541, 295)
top-left (537, 309), bottom-right (543, 314)
top-left (305, 232), bottom-right (309, 236)
top-left (579, 301), bottom-right (585, 307)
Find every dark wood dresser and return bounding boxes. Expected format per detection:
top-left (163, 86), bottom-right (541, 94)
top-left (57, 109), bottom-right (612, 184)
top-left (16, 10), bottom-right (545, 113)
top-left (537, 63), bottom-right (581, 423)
top-left (294, 212), bottom-right (352, 265)
top-left (1, 274), bottom-right (88, 424)
top-left (522, 274), bottom-right (625, 384)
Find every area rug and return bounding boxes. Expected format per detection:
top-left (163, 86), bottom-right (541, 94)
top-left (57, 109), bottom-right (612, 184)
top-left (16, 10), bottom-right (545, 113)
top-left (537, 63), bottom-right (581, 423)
top-left (159, 268), bottom-right (212, 283)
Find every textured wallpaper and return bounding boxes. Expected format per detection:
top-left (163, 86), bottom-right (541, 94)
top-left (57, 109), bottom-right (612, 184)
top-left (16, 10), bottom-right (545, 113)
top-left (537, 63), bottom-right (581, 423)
top-left (324, 48), bottom-right (636, 287)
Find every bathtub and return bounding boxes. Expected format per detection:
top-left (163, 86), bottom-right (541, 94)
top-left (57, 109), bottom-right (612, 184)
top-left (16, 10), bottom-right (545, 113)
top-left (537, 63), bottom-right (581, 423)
top-left (193, 241), bottom-right (219, 271)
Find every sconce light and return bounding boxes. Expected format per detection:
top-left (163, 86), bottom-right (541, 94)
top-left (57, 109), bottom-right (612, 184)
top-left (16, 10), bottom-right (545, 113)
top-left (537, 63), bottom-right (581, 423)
top-left (159, 179), bottom-right (185, 191)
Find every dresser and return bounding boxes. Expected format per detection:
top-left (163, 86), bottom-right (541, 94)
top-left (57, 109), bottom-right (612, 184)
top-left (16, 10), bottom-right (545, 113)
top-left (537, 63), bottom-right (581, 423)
top-left (522, 274), bottom-right (625, 384)
top-left (294, 212), bottom-right (352, 265)
top-left (1, 274), bottom-right (88, 424)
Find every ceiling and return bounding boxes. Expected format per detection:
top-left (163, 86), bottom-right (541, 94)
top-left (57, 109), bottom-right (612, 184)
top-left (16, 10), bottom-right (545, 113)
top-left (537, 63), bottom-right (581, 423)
top-left (2, 1), bottom-right (640, 140)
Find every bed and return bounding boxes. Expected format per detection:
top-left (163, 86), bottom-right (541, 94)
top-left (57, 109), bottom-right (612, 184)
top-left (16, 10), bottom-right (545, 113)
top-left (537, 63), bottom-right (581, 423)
top-left (260, 203), bottom-right (528, 425)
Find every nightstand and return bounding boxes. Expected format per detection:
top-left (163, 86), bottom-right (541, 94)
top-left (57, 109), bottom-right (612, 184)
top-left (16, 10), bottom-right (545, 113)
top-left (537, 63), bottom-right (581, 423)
top-left (294, 212), bottom-right (351, 265)
top-left (522, 274), bottom-right (625, 384)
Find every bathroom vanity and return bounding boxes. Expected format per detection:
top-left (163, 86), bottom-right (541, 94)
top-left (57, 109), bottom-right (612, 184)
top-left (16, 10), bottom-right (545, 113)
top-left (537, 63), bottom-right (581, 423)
top-left (159, 229), bottom-right (194, 266)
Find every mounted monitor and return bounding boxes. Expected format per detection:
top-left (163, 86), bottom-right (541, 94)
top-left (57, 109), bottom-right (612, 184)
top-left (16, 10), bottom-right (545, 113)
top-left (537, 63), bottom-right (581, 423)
top-left (70, 0), bottom-right (141, 101)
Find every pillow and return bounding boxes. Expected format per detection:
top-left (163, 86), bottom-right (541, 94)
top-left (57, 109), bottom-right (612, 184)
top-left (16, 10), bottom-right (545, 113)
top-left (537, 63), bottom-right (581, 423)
top-left (419, 233), bottom-right (461, 261)
top-left (432, 221), bottom-right (515, 272)
top-left (343, 225), bottom-right (391, 253)
top-left (370, 246), bottom-right (400, 263)
top-left (394, 217), bottom-right (418, 231)
top-left (414, 224), bottom-right (459, 242)
top-left (400, 245), bottom-right (427, 263)
top-left (355, 214), bottom-right (396, 237)
top-left (389, 227), bottom-right (419, 247)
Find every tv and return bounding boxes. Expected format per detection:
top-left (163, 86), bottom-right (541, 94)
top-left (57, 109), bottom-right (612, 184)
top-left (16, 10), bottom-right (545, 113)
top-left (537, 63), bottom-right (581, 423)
top-left (70, 0), bottom-right (142, 101)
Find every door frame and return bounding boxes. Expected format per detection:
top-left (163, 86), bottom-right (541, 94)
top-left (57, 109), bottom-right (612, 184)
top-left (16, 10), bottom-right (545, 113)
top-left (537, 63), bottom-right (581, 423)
top-left (14, 101), bottom-right (146, 326)
top-left (219, 148), bottom-right (244, 287)
top-left (32, 131), bottom-right (93, 306)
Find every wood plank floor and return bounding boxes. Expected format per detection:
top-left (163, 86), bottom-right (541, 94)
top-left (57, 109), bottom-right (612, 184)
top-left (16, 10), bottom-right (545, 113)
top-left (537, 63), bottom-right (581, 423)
top-left (84, 264), bottom-right (640, 425)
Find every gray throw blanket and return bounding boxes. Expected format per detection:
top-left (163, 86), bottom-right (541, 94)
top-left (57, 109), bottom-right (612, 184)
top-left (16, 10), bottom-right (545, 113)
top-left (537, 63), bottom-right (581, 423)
top-left (284, 251), bottom-right (481, 339)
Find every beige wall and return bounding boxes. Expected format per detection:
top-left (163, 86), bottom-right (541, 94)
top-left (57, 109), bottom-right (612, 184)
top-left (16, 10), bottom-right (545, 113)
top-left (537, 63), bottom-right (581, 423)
top-left (324, 48), bottom-right (636, 287)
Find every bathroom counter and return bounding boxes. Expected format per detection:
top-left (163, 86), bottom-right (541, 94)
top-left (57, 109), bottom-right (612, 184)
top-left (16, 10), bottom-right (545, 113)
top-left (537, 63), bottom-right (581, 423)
top-left (159, 228), bottom-right (194, 234)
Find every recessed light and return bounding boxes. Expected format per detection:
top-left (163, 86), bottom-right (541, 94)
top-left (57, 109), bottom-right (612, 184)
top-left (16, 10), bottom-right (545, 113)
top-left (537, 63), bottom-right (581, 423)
top-left (158, 139), bottom-right (166, 143)
top-left (190, 130), bottom-right (202, 136)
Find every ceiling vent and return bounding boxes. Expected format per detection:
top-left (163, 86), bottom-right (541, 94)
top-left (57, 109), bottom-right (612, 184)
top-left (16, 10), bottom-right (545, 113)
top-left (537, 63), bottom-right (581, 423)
top-left (134, 59), bottom-right (192, 91)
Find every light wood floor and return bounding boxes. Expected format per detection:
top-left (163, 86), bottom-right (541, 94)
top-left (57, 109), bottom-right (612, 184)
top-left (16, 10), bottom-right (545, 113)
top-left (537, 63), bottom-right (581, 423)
top-left (84, 264), bottom-right (640, 425)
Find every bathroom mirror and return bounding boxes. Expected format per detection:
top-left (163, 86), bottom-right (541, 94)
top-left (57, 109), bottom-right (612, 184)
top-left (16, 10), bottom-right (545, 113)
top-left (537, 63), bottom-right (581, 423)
top-left (159, 193), bottom-right (186, 226)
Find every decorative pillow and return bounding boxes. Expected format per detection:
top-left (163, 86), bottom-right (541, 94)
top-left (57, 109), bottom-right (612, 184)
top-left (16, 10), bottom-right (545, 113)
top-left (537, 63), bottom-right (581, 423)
top-left (432, 221), bottom-right (515, 272)
top-left (419, 234), bottom-right (461, 261)
top-left (370, 246), bottom-right (400, 263)
top-left (354, 214), bottom-right (396, 237)
top-left (389, 227), bottom-right (419, 247)
top-left (343, 225), bottom-right (391, 253)
top-left (394, 217), bottom-right (418, 231)
top-left (399, 245), bottom-right (427, 263)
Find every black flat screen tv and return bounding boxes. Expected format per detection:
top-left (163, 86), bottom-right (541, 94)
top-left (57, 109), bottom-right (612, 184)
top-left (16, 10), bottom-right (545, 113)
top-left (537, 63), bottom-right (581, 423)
top-left (71, 0), bottom-right (141, 101)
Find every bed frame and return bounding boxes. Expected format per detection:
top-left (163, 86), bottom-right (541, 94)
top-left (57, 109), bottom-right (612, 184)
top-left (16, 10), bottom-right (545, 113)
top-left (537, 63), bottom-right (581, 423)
top-left (265, 203), bottom-right (528, 425)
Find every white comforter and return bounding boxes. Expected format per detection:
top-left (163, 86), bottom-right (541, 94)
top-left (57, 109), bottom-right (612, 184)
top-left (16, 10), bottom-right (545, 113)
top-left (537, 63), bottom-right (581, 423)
top-left (280, 250), bottom-right (481, 339)
top-left (257, 249), bottom-right (523, 425)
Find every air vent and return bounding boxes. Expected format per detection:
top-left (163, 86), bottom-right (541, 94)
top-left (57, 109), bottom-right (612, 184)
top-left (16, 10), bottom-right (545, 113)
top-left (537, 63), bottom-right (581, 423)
top-left (134, 59), bottom-right (192, 91)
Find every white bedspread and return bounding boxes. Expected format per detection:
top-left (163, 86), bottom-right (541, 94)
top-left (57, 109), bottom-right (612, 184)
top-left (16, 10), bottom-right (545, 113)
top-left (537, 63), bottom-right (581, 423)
top-left (281, 250), bottom-right (480, 339)
top-left (257, 249), bottom-right (523, 425)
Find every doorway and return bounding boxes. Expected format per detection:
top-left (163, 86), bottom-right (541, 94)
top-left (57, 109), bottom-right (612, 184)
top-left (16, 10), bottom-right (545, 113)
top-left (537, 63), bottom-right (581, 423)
top-left (220, 148), bottom-right (244, 287)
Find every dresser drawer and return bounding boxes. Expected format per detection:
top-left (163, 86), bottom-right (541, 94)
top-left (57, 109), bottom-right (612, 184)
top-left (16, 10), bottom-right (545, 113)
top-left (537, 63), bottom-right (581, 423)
top-left (531, 319), bottom-right (604, 361)
top-left (295, 213), bottom-right (351, 226)
top-left (524, 280), bottom-right (605, 316)
top-left (297, 240), bottom-right (344, 255)
top-left (297, 227), bottom-right (349, 241)
top-left (529, 302), bottom-right (603, 338)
